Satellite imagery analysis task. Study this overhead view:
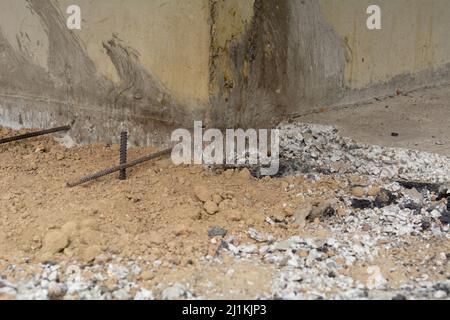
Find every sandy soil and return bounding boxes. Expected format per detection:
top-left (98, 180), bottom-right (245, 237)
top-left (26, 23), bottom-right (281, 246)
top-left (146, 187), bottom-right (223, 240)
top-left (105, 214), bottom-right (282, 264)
top-left (0, 99), bottom-right (449, 299)
top-left (0, 127), bottom-right (351, 299)
top-left (0, 127), bottom-right (339, 262)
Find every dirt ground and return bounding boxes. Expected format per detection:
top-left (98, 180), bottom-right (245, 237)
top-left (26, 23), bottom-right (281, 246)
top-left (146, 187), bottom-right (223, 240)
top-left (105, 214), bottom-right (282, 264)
top-left (0, 85), bottom-right (449, 299)
top-left (299, 84), bottom-right (450, 157)
top-left (0, 127), bottom-right (351, 298)
top-left (0, 128), bottom-right (335, 262)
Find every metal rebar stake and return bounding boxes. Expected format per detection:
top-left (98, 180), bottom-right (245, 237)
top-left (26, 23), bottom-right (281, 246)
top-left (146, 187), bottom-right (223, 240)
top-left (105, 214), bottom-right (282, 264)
top-left (119, 131), bottom-right (128, 180)
top-left (0, 125), bottom-right (71, 145)
top-left (66, 148), bottom-right (173, 188)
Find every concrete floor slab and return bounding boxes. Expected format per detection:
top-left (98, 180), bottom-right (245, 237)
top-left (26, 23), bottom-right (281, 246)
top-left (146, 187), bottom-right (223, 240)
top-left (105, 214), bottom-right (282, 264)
top-left (298, 84), bottom-right (450, 157)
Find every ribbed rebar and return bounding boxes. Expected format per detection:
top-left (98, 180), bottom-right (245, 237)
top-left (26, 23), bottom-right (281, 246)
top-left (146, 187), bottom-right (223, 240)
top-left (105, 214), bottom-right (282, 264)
top-left (0, 125), bottom-right (71, 145)
top-left (66, 147), bottom-right (173, 188)
top-left (119, 131), bottom-right (128, 180)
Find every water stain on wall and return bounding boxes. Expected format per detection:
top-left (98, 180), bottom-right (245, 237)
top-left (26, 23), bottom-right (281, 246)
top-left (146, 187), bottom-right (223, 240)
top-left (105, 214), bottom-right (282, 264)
top-left (102, 36), bottom-right (203, 127)
top-left (208, 0), bottom-right (346, 128)
top-left (0, 0), bottom-right (199, 145)
top-left (1, 0), bottom-right (450, 144)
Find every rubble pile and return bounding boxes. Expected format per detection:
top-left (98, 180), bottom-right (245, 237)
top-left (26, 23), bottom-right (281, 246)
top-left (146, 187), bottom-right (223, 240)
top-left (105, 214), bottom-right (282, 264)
top-left (278, 122), bottom-right (450, 183)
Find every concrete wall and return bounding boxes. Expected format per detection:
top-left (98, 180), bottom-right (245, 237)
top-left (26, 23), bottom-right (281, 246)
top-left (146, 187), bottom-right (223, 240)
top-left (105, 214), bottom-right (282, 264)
top-left (304, 0), bottom-right (450, 111)
top-left (321, 0), bottom-right (450, 90)
top-left (1, 0), bottom-right (450, 145)
top-left (209, 0), bottom-right (450, 129)
top-left (0, 0), bottom-right (211, 146)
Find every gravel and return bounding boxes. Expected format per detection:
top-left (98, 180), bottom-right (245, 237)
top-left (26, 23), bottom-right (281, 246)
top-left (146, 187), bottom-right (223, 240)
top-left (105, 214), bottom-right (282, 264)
top-left (237, 122), bottom-right (450, 299)
top-left (162, 284), bottom-right (189, 300)
top-left (277, 122), bottom-right (450, 183)
top-left (208, 227), bottom-right (228, 238)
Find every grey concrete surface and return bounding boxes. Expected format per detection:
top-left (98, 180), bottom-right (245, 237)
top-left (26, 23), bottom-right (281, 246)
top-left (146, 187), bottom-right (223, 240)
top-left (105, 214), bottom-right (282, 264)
top-left (298, 84), bottom-right (450, 157)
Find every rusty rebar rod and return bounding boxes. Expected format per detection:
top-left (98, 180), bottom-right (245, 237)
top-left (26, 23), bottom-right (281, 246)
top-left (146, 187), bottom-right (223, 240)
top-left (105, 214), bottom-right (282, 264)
top-left (119, 131), bottom-right (128, 180)
top-left (66, 147), bottom-right (173, 188)
top-left (0, 125), bottom-right (71, 145)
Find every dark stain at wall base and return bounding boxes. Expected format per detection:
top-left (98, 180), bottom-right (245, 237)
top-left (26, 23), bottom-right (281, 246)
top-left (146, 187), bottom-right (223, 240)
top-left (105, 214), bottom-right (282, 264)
top-left (209, 0), bottom-right (289, 130)
top-left (285, 0), bottom-right (347, 113)
top-left (208, 0), bottom-right (347, 130)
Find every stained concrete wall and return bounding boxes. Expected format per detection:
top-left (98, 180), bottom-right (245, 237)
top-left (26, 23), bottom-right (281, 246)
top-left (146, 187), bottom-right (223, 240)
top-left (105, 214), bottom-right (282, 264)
top-left (209, 0), bottom-right (450, 129)
top-left (0, 0), bottom-right (211, 146)
top-left (1, 0), bottom-right (450, 145)
top-left (321, 0), bottom-right (450, 90)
